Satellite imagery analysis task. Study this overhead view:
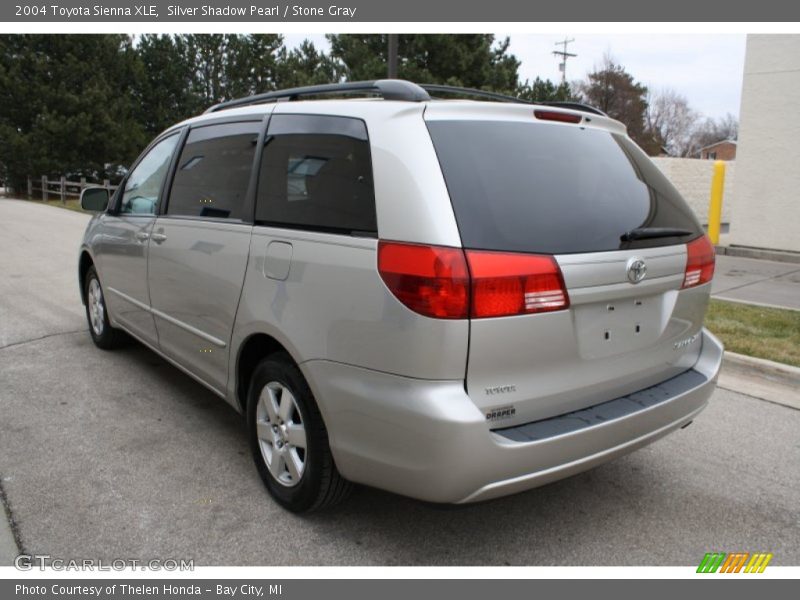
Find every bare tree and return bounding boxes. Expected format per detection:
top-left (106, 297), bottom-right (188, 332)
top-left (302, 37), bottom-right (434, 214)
top-left (645, 88), bottom-right (698, 157)
top-left (687, 113), bottom-right (739, 156)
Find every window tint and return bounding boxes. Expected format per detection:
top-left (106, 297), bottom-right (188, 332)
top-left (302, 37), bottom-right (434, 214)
top-left (256, 117), bottom-right (376, 235)
top-left (120, 134), bottom-right (179, 215)
top-left (427, 120), bottom-right (703, 254)
top-left (168, 122), bottom-right (260, 220)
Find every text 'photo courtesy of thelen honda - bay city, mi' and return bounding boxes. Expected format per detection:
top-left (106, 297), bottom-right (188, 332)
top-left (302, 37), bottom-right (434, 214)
top-left (78, 80), bottom-right (722, 512)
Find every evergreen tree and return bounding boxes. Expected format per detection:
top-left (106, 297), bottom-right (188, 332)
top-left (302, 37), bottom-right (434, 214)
top-left (0, 34), bottom-right (145, 189)
top-left (327, 34), bottom-right (520, 93)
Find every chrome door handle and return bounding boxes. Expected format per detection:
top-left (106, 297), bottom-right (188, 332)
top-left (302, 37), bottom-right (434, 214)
top-left (135, 231), bottom-right (150, 242)
top-left (150, 233), bottom-right (167, 244)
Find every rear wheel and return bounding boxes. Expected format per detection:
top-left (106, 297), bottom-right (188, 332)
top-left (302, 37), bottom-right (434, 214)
top-left (83, 266), bottom-right (123, 350)
top-left (247, 353), bottom-right (351, 512)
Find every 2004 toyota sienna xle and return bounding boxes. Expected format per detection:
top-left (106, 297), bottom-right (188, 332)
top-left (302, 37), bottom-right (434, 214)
top-left (78, 80), bottom-right (723, 512)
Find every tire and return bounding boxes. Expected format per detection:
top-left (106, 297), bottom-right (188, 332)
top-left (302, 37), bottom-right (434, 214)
top-left (247, 353), bottom-right (352, 512)
top-left (83, 265), bottom-right (123, 350)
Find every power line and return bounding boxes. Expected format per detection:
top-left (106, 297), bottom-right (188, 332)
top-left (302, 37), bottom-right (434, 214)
top-left (552, 37), bottom-right (577, 84)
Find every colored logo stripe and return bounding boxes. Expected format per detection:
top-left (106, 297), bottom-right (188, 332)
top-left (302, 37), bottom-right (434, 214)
top-left (744, 553), bottom-right (773, 573)
top-left (697, 552), bottom-right (726, 573)
top-left (697, 552), bottom-right (773, 573)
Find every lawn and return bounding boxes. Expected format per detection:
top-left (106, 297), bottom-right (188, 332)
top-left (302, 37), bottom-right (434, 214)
top-left (22, 197), bottom-right (84, 213)
top-left (705, 299), bottom-right (800, 367)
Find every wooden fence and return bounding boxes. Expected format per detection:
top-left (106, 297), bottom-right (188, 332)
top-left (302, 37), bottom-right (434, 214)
top-left (26, 176), bottom-right (119, 204)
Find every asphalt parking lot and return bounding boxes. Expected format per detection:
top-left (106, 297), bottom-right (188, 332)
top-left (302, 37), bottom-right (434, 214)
top-left (1, 199), bottom-right (799, 566)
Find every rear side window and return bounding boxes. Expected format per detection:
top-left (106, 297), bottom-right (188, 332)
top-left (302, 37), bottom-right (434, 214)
top-left (168, 122), bottom-right (260, 220)
top-left (256, 115), bottom-right (377, 235)
top-left (427, 120), bottom-right (703, 254)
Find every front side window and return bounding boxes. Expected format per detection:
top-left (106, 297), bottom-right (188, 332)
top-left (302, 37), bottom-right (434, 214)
top-left (256, 115), bottom-right (377, 235)
top-left (120, 134), bottom-right (179, 215)
top-left (167, 122), bottom-right (261, 220)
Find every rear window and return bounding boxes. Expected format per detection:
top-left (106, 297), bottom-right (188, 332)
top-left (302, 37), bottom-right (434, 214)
top-left (427, 120), bottom-right (703, 254)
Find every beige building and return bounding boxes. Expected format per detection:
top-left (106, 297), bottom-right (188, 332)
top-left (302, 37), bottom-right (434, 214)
top-left (729, 34), bottom-right (800, 253)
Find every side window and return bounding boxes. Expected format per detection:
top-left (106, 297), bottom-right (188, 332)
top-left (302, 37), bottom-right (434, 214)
top-left (120, 134), bottom-right (180, 215)
top-left (256, 115), bottom-right (377, 235)
top-left (167, 122), bottom-right (260, 220)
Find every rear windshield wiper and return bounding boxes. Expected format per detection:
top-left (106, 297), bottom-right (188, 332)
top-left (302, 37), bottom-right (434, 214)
top-left (620, 227), bottom-right (694, 242)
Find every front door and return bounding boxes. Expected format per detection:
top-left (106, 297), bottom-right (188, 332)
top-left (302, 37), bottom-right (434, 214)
top-left (95, 133), bottom-right (180, 345)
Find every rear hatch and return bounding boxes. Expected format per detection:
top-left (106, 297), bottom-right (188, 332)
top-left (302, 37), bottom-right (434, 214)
top-left (425, 103), bottom-right (714, 428)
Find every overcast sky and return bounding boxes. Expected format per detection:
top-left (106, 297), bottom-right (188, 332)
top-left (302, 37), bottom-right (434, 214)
top-left (284, 33), bottom-right (746, 120)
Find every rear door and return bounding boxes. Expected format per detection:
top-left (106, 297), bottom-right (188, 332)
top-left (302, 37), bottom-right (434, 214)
top-left (147, 119), bottom-right (263, 394)
top-left (426, 109), bottom-right (711, 427)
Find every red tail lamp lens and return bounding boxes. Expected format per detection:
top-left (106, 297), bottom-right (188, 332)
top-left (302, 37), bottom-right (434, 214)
top-left (378, 241), bottom-right (469, 319)
top-left (682, 235), bottom-right (716, 288)
top-left (467, 251), bottom-right (570, 318)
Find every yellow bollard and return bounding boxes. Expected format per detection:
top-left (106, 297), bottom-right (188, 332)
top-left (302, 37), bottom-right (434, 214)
top-left (707, 160), bottom-right (726, 245)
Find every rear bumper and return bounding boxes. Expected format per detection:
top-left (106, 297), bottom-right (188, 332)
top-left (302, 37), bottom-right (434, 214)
top-left (302, 328), bottom-right (723, 504)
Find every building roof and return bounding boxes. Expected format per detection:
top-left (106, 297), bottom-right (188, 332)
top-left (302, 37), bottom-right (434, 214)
top-left (697, 139), bottom-right (738, 153)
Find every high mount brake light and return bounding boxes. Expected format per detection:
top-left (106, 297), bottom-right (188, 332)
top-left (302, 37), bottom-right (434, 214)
top-left (378, 242), bottom-right (570, 319)
top-left (682, 235), bottom-right (716, 289)
top-left (533, 110), bottom-right (582, 124)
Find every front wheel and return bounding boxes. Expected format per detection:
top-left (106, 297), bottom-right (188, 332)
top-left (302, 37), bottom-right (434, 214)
top-left (247, 353), bottom-right (352, 512)
top-left (83, 266), bottom-right (123, 350)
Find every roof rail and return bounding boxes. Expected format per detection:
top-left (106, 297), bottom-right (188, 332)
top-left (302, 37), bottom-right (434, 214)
top-left (204, 79), bottom-right (431, 114)
top-left (420, 84), bottom-right (606, 117)
top-left (536, 101), bottom-right (607, 117)
top-left (420, 84), bottom-right (534, 105)
top-left (203, 78), bottom-right (608, 118)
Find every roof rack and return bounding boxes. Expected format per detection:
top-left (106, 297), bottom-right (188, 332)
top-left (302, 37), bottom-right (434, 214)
top-left (204, 78), bottom-right (607, 118)
top-left (419, 84), bottom-right (533, 105)
top-left (420, 84), bottom-right (606, 116)
top-left (204, 79), bottom-right (431, 113)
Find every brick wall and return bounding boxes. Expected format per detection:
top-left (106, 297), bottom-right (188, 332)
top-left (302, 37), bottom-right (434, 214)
top-left (651, 157), bottom-right (735, 225)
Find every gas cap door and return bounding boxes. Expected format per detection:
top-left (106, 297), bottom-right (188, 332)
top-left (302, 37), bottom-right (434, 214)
top-left (263, 241), bottom-right (293, 281)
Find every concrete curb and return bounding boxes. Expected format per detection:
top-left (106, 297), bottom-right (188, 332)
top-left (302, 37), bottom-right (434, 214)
top-left (716, 245), bottom-right (800, 264)
top-left (719, 351), bottom-right (800, 410)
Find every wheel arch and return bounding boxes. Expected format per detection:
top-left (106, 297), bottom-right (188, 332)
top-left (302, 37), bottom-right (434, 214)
top-left (235, 332), bottom-right (298, 414)
top-left (78, 249), bottom-right (95, 305)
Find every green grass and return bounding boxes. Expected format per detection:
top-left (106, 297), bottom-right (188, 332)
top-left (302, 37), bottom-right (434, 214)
top-left (22, 197), bottom-right (85, 213)
top-left (706, 299), bottom-right (800, 367)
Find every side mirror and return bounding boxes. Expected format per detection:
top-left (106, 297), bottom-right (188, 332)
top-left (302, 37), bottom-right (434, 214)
top-left (80, 187), bottom-right (110, 212)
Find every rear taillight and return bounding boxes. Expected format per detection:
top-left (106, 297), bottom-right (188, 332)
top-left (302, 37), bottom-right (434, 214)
top-left (533, 109), bottom-right (582, 124)
top-left (467, 251), bottom-right (569, 318)
top-left (378, 242), bottom-right (569, 319)
top-left (378, 241), bottom-right (469, 319)
top-left (682, 235), bottom-right (716, 288)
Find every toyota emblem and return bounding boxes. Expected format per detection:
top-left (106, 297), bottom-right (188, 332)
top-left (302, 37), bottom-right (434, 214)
top-left (626, 257), bottom-right (647, 284)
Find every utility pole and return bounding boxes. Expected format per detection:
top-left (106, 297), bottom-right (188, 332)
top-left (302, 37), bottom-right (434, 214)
top-left (387, 34), bottom-right (399, 79)
top-left (552, 37), bottom-right (576, 84)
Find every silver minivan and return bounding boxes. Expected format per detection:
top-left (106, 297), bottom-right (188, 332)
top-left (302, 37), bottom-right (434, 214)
top-left (78, 80), bottom-right (723, 512)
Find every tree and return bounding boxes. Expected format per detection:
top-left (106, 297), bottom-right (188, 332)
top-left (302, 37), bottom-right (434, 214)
top-left (275, 40), bottom-right (341, 88)
top-left (645, 88), bottom-right (698, 156)
top-left (133, 34), bottom-right (199, 136)
top-left (517, 76), bottom-right (575, 102)
top-left (327, 34), bottom-right (521, 93)
top-left (578, 55), bottom-right (653, 152)
top-left (687, 113), bottom-right (739, 156)
top-left (0, 35), bottom-right (146, 190)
